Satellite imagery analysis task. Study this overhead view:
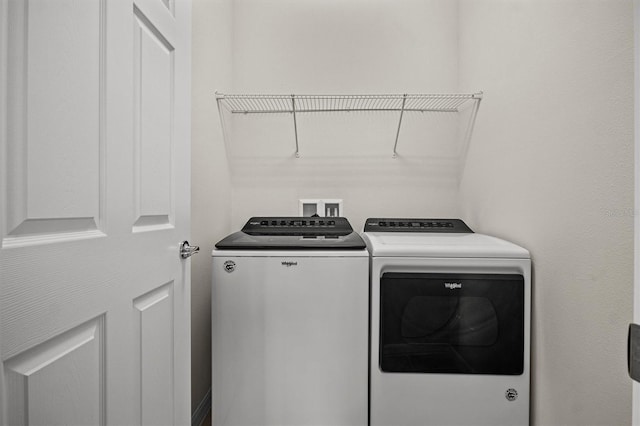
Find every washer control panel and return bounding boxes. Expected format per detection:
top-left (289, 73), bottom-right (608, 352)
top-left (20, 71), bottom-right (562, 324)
top-left (215, 216), bottom-right (366, 249)
top-left (243, 217), bottom-right (352, 236)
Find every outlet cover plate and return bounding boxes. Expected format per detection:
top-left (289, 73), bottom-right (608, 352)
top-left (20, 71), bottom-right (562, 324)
top-left (299, 199), bottom-right (343, 217)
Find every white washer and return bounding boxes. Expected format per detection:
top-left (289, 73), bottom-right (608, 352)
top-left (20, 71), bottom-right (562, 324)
top-left (362, 218), bottom-right (531, 426)
top-left (212, 217), bottom-right (369, 426)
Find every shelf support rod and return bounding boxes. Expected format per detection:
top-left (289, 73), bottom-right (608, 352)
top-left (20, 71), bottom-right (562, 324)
top-left (392, 94), bottom-right (407, 158)
top-left (291, 94), bottom-right (300, 158)
top-left (458, 95), bottom-right (483, 184)
top-left (214, 92), bottom-right (231, 160)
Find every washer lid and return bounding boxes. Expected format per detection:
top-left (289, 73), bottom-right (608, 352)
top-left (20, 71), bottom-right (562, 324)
top-left (362, 232), bottom-right (530, 258)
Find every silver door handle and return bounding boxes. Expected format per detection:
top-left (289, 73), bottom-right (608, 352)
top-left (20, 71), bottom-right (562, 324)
top-left (180, 241), bottom-right (200, 259)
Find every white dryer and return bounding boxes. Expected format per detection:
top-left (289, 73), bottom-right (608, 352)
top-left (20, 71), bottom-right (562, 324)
top-left (362, 218), bottom-right (531, 426)
top-left (212, 217), bottom-right (369, 426)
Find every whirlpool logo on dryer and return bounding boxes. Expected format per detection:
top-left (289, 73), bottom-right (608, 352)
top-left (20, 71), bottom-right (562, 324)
top-left (444, 282), bottom-right (462, 289)
top-left (281, 261), bottom-right (298, 267)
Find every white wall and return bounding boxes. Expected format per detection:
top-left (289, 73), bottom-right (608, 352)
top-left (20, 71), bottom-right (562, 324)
top-left (193, 0), bottom-right (635, 423)
top-left (191, 0), bottom-right (233, 413)
top-left (458, 1), bottom-right (634, 425)
top-left (228, 0), bottom-right (463, 231)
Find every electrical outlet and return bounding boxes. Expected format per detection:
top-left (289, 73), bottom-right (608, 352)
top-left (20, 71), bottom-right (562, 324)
top-left (299, 199), bottom-right (343, 217)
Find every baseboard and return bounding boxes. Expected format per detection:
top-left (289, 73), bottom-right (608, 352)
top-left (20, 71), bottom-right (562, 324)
top-left (192, 387), bottom-right (212, 426)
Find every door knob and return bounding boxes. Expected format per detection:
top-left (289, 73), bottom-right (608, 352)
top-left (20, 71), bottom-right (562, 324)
top-left (180, 241), bottom-right (200, 259)
top-left (630, 323), bottom-right (640, 382)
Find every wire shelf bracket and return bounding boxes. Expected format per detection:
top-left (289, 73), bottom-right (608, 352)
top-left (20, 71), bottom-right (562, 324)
top-left (215, 92), bottom-right (483, 158)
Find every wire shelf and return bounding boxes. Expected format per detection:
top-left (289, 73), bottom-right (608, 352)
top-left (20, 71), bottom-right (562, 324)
top-left (215, 92), bottom-right (483, 157)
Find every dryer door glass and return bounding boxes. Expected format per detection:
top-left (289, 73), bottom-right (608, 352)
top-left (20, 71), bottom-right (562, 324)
top-left (380, 273), bottom-right (524, 375)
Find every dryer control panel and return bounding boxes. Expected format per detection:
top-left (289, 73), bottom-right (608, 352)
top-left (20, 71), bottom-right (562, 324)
top-left (364, 218), bottom-right (473, 233)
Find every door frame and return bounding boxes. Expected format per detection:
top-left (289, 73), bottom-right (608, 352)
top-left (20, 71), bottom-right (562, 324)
top-left (634, 1), bottom-right (640, 424)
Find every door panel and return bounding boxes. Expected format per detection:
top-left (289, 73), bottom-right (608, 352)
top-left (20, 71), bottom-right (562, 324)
top-left (134, 282), bottom-right (175, 426)
top-left (5, 0), bottom-right (105, 245)
top-left (133, 6), bottom-right (174, 231)
top-left (0, 0), bottom-right (192, 424)
top-left (4, 317), bottom-right (105, 426)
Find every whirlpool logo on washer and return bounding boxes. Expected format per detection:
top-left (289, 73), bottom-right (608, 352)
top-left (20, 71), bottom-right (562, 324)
top-left (223, 260), bottom-right (236, 273)
top-left (281, 261), bottom-right (298, 267)
top-left (444, 282), bottom-right (462, 289)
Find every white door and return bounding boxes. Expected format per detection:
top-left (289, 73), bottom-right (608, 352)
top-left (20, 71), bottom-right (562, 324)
top-left (0, 0), bottom-right (192, 424)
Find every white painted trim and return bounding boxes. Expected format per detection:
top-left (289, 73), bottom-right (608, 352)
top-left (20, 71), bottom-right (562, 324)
top-left (633, 1), bottom-right (640, 424)
top-left (191, 387), bottom-right (211, 426)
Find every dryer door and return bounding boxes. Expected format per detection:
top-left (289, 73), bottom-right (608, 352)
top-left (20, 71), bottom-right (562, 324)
top-left (380, 273), bottom-right (524, 375)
